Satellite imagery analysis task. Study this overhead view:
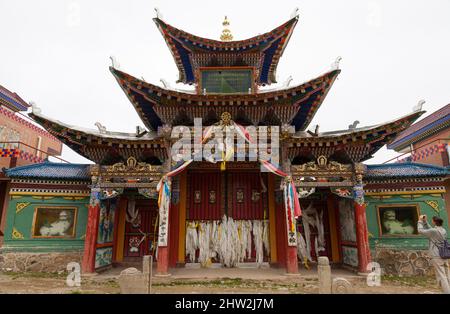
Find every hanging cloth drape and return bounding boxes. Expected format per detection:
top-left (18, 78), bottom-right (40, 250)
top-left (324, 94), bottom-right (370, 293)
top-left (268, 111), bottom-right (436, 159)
top-left (259, 160), bottom-right (302, 219)
top-left (203, 123), bottom-right (302, 219)
top-left (156, 159), bottom-right (193, 247)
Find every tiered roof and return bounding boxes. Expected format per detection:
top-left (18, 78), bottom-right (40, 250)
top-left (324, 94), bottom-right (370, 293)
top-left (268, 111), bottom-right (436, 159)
top-left (153, 16), bottom-right (299, 85)
top-left (25, 13), bottom-right (425, 166)
top-left (111, 67), bottom-right (340, 131)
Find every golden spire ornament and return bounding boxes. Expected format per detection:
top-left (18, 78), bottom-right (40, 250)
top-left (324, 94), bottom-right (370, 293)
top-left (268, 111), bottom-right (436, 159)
top-left (220, 16), bottom-right (233, 41)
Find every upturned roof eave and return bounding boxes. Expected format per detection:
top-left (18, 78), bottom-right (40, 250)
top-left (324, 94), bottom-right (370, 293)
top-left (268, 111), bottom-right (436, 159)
top-left (152, 16), bottom-right (299, 85)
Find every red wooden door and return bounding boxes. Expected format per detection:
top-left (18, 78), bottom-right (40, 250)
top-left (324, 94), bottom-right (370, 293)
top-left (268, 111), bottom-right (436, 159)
top-left (228, 171), bottom-right (269, 262)
top-left (228, 171), bottom-right (267, 220)
top-left (187, 171), bottom-right (222, 220)
top-left (123, 199), bottom-right (158, 258)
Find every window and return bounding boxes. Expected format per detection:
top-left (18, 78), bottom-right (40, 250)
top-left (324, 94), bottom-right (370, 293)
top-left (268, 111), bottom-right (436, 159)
top-left (32, 206), bottom-right (77, 238)
top-left (200, 68), bottom-right (253, 94)
top-left (377, 205), bottom-right (419, 236)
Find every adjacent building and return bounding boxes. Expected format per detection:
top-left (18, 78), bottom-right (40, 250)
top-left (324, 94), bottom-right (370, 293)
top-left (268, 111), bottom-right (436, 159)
top-left (0, 85), bottom-right (62, 245)
top-left (388, 104), bottom-right (450, 220)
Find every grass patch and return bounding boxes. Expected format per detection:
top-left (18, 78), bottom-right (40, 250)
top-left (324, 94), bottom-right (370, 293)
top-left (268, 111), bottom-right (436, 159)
top-left (381, 274), bottom-right (436, 287)
top-left (6, 271), bottom-right (66, 280)
top-left (152, 278), bottom-right (309, 291)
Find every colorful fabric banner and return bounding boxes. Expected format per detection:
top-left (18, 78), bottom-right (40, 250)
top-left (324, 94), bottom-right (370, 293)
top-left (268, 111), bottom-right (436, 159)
top-left (260, 159), bottom-right (302, 218)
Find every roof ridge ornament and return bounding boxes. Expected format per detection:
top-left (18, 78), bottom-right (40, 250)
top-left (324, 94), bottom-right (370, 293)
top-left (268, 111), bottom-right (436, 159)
top-left (348, 120), bottom-right (360, 130)
top-left (290, 8), bottom-right (300, 19)
top-left (331, 56), bottom-right (342, 70)
top-left (413, 99), bottom-right (425, 112)
top-left (154, 7), bottom-right (163, 20)
top-left (109, 56), bottom-right (121, 70)
top-left (94, 122), bottom-right (107, 134)
top-left (30, 101), bottom-right (41, 114)
top-left (220, 16), bottom-right (233, 41)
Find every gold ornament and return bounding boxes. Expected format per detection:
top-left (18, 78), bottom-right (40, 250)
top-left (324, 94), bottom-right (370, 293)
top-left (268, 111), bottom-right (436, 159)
top-left (16, 202), bottom-right (30, 214)
top-left (220, 16), bottom-right (233, 41)
top-left (425, 200), bottom-right (440, 213)
top-left (12, 227), bottom-right (24, 239)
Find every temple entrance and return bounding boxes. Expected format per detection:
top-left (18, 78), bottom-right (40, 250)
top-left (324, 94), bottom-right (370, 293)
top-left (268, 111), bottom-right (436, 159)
top-left (122, 198), bottom-right (158, 259)
top-left (185, 168), bottom-right (270, 266)
top-left (296, 189), bottom-right (343, 266)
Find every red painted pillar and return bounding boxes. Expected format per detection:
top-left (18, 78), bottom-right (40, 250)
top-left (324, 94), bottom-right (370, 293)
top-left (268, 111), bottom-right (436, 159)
top-left (81, 188), bottom-right (101, 273)
top-left (286, 246), bottom-right (298, 274)
top-left (157, 246), bottom-right (169, 274)
top-left (285, 187), bottom-right (298, 274)
top-left (355, 201), bottom-right (371, 273)
top-left (156, 178), bottom-right (171, 275)
top-left (157, 201), bottom-right (170, 275)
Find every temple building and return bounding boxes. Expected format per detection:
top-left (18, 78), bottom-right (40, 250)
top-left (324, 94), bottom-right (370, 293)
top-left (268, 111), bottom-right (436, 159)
top-left (0, 14), bottom-right (447, 276)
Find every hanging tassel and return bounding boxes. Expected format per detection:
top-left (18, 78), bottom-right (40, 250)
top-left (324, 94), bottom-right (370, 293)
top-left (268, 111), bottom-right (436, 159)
top-left (220, 150), bottom-right (226, 171)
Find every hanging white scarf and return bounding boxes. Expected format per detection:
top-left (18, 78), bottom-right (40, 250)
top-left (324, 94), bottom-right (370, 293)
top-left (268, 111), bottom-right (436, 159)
top-left (185, 221), bottom-right (198, 263)
top-left (262, 220), bottom-right (270, 257)
top-left (252, 220), bottom-right (264, 266)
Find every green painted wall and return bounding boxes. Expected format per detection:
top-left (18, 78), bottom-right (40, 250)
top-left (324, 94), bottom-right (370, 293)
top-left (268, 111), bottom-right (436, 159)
top-left (2, 195), bottom-right (89, 252)
top-left (366, 193), bottom-right (449, 250)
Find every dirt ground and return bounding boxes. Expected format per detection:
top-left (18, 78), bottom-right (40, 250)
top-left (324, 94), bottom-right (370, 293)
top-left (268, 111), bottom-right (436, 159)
top-left (0, 270), bottom-right (443, 294)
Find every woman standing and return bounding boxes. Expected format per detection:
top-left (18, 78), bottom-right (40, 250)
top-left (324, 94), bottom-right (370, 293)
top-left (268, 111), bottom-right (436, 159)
top-left (418, 215), bottom-right (450, 294)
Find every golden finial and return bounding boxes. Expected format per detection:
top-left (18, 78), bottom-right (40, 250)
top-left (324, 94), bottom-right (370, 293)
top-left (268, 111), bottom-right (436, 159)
top-left (220, 16), bottom-right (233, 41)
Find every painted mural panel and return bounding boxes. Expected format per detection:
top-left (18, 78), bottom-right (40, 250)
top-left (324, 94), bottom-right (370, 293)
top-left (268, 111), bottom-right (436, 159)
top-left (339, 199), bottom-right (356, 243)
top-left (95, 247), bottom-right (113, 268)
top-left (342, 246), bottom-right (359, 267)
top-left (32, 206), bottom-right (77, 238)
top-left (378, 205), bottom-right (418, 236)
top-left (97, 200), bottom-right (116, 244)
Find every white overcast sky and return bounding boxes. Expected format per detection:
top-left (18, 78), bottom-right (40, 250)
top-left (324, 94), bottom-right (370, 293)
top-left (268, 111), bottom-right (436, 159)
top-left (1, 0), bottom-right (449, 164)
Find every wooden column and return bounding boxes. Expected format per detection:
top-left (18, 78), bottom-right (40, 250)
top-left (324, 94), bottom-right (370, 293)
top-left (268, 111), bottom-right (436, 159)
top-left (353, 177), bottom-right (371, 273)
top-left (157, 197), bottom-right (170, 275)
top-left (177, 172), bottom-right (187, 264)
top-left (267, 174), bottom-right (278, 263)
top-left (113, 197), bottom-right (127, 262)
top-left (281, 145), bottom-right (298, 274)
top-left (81, 187), bottom-right (101, 273)
top-left (157, 148), bottom-right (171, 275)
top-left (355, 201), bottom-right (371, 273)
top-left (327, 194), bottom-right (340, 263)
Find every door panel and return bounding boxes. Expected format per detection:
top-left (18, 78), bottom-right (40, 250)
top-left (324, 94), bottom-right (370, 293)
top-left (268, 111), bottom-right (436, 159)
top-left (123, 199), bottom-right (158, 258)
top-left (228, 172), bottom-right (267, 220)
top-left (187, 171), bottom-right (222, 220)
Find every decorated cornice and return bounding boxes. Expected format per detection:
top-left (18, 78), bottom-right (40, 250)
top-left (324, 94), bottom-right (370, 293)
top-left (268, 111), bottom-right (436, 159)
top-left (91, 157), bottom-right (163, 189)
